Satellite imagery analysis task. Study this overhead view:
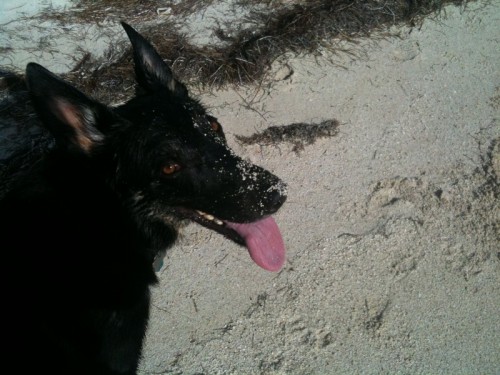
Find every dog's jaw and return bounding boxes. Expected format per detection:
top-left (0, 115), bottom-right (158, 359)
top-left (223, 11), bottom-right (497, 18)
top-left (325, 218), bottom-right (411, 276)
top-left (126, 190), bottom-right (286, 272)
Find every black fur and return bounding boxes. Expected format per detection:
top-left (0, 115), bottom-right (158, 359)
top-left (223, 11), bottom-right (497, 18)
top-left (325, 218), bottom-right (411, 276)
top-left (1, 23), bottom-right (286, 374)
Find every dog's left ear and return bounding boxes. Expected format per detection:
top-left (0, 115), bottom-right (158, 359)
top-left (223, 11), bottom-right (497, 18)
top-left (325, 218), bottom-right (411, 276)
top-left (121, 21), bottom-right (188, 98)
top-left (26, 63), bottom-right (114, 154)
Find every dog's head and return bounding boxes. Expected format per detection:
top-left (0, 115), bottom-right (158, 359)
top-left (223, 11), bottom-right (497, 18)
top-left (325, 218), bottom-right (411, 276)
top-left (25, 23), bottom-right (287, 271)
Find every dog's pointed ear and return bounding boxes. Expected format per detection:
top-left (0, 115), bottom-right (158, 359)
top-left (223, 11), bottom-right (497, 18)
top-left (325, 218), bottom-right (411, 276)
top-left (121, 21), bottom-right (188, 97)
top-left (26, 63), bottom-right (114, 154)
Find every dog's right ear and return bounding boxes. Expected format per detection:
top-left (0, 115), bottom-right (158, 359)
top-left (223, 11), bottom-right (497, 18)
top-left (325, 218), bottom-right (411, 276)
top-left (121, 21), bottom-right (188, 98)
top-left (26, 63), bottom-right (114, 155)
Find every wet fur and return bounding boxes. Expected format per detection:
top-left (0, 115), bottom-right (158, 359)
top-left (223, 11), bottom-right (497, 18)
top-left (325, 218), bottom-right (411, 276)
top-left (1, 23), bottom-right (285, 374)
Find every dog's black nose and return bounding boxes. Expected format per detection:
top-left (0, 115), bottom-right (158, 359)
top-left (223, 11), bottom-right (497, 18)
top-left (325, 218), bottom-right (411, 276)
top-left (271, 190), bottom-right (287, 209)
top-left (266, 183), bottom-right (287, 212)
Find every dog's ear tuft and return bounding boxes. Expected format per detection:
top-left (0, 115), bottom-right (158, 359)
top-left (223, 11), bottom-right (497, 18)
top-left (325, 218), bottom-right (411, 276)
top-left (121, 22), bottom-right (188, 98)
top-left (26, 63), bottom-right (112, 154)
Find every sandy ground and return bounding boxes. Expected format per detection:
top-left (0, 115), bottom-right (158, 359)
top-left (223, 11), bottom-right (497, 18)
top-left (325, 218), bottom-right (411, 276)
top-left (140, 2), bottom-right (500, 374)
top-left (1, 1), bottom-right (499, 374)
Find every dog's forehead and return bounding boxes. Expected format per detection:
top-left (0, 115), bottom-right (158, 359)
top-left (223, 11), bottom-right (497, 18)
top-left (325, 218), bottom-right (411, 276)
top-left (119, 92), bottom-right (228, 156)
top-left (142, 95), bottom-right (207, 130)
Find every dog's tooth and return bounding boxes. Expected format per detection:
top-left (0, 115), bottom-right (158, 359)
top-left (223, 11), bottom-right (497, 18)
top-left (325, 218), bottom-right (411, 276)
top-left (214, 219), bottom-right (223, 226)
top-left (195, 210), bottom-right (216, 221)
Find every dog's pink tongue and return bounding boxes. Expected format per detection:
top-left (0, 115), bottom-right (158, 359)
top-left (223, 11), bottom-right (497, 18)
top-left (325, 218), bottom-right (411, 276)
top-left (226, 216), bottom-right (285, 272)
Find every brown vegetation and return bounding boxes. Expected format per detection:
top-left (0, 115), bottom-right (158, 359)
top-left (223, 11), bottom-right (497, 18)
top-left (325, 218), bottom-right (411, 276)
top-left (48, 0), bottom-right (473, 101)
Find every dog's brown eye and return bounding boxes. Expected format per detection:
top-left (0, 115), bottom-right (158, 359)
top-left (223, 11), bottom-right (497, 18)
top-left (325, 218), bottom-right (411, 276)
top-left (162, 163), bottom-right (181, 175)
top-left (210, 120), bottom-right (220, 132)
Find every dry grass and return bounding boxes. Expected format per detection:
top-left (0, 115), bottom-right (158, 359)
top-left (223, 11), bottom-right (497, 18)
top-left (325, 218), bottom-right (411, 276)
top-left (52, 0), bottom-right (474, 100)
top-left (236, 120), bottom-right (340, 154)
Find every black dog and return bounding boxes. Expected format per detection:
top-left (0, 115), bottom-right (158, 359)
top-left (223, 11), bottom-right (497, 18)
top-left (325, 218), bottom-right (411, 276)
top-left (1, 23), bottom-right (286, 374)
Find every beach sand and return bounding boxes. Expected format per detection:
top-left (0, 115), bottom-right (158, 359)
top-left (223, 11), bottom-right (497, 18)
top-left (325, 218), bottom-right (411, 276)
top-left (1, 1), bottom-right (499, 373)
top-left (141, 2), bottom-right (499, 373)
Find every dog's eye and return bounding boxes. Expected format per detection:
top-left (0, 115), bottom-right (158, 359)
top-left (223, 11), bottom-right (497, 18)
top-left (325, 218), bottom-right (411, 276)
top-left (162, 163), bottom-right (181, 175)
top-left (207, 115), bottom-right (222, 134)
top-left (210, 120), bottom-right (220, 132)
